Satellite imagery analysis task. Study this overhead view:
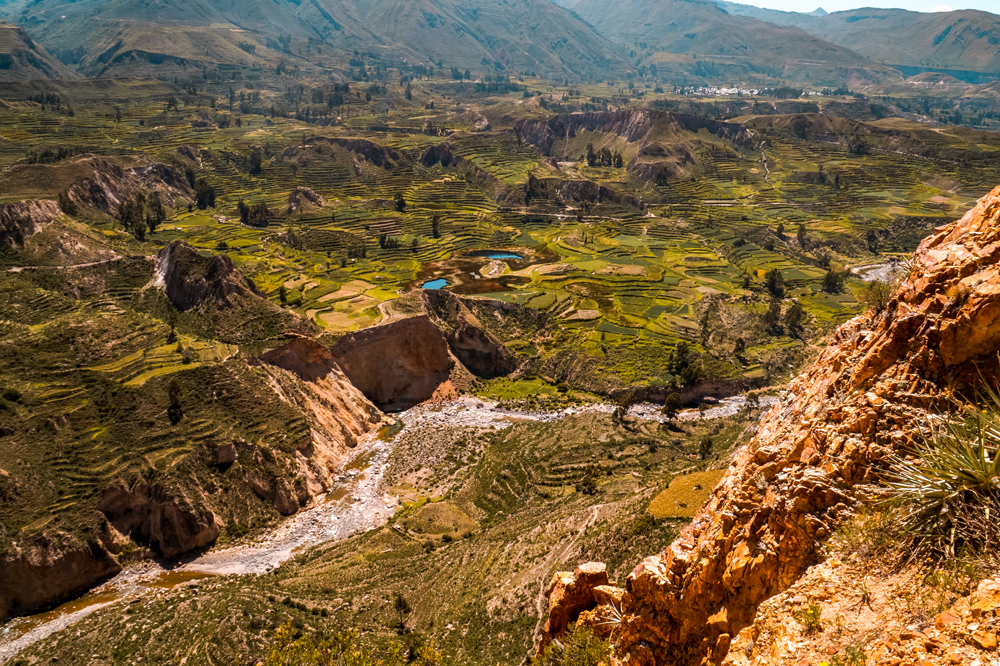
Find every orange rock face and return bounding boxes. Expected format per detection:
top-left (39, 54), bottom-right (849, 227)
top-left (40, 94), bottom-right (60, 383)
top-left (540, 187), bottom-right (1000, 665)
top-left (538, 563), bottom-right (610, 653)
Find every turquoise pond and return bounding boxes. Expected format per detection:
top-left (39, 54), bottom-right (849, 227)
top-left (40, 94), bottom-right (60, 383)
top-left (469, 251), bottom-right (524, 260)
top-left (421, 279), bottom-right (449, 290)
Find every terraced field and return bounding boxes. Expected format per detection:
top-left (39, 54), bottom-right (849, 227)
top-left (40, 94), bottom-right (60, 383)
top-left (3, 79), bottom-right (1000, 392)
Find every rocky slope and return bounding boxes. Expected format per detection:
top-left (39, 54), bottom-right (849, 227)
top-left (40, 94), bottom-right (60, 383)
top-left (155, 239), bottom-right (265, 312)
top-left (0, 22), bottom-right (74, 80)
top-left (0, 199), bottom-right (61, 248)
top-left (539, 186), bottom-right (1000, 665)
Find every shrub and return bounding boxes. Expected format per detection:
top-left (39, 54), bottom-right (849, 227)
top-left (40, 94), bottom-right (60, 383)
top-left (793, 603), bottom-right (822, 634)
top-left (859, 279), bottom-right (893, 316)
top-left (532, 624), bottom-right (609, 666)
top-left (884, 386), bottom-right (1000, 559)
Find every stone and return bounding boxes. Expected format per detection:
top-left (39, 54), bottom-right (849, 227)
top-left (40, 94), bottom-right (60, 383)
top-left (216, 442), bottom-right (237, 465)
top-left (538, 562), bottom-right (610, 653)
top-left (971, 631), bottom-right (997, 651)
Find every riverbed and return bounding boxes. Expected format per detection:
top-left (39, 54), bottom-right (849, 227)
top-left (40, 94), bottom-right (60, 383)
top-left (0, 392), bottom-right (774, 657)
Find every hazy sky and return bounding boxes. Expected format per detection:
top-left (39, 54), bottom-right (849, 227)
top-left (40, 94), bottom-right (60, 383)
top-left (737, 0), bottom-right (998, 12)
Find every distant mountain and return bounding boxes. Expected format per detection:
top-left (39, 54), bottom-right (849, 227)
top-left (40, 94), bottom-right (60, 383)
top-left (0, 21), bottom-right (74, 80)
top-left (716, 3), bottom-right (1000, 76)
top-left (558, 0), bottom-right (894, 86)
top-left (14, 0), bottom-right (625, 78)
top-left (808, 8), bottom-right (828, 17)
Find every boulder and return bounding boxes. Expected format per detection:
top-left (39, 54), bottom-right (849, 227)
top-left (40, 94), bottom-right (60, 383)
top-left (538, 562), bottom-right (610, 652)
top-left (287, 186), bottom-right (327, 213)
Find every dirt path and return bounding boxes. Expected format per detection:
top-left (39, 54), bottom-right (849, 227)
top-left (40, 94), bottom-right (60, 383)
top-left (530, 504), bottom-right (605, 647)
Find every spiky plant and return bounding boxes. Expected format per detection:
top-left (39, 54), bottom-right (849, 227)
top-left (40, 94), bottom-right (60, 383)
top-left (885, 386), bottom-right (1000, 559)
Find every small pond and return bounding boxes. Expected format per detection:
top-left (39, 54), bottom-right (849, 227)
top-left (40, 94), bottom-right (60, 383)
top-left (421, 278), bottom-right (449, 290)
top-left (468, 251), bottom-right (524, 260)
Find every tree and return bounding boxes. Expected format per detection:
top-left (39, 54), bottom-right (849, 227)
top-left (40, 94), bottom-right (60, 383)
top-left (393, 592), bottom-right (412, 634)
top-left (147, 194), bottom-right (165, 234)
top-left (699, 435), bottom-right (714, 460)
top-left (585, 143), bottom-right (597, 167)
top-left (796, 223), bottom-right (807, 249)
top-left (733, 338), bottom-right (746, 355)
top-left (431, 215), bottom-right (440, 238)
top-left (279, 285), bottom-right (287, 305)
top-left (195, 179), bottom-right (216, 209)
top-left (395, 193), bottom-right (406, 212)
top-left (662, 392), bottom-right (682, 421)
top-left (405, 82), bottom-right (413, 101)
top-left (764, 268), bottom-right (785, 298)
top-left (763, 297), bottom-right (782, 334)
top-left (785, 302), bottom-right (805, 336)
top-left (860, 279), bottom-right (893, 316)
top-left (822, 268), bottom-right (844, 294)
top-left (576, 463), bottom-right (600, 495)
top-left (167, 379), bottom-right (183, 425)
top-left (866, 229), bottom-right (879, 254)
top-left (119, 192), bottom-right (147, 241)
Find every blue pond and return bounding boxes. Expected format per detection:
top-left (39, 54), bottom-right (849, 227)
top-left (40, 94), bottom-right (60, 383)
top-left (470, 251), bottom-right (524, 260)
top-left (421, 278), bottom-right (449, 290)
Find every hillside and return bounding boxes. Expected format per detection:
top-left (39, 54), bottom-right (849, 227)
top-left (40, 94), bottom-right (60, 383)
top-left (14, 0), bottom-right (624, 78)
top-left (538, 185), bottom-right (1000, 664)
top-left (718, 2), bottom-right (1000, 79)
top-left (556, 0), bottom-right (895, 87)
top-left (0, 21), bottom-right (73, 80)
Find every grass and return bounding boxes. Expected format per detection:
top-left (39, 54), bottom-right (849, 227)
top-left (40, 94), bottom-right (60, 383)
top-left (647, 469), bottom-right (727, 519)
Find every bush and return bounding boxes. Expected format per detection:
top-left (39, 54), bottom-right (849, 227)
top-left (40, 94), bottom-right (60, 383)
top-left (532, 624), bottom-right (609, 666)
top-left (859, 279), bottom-right (893, 316)
top-left (885, 386), bottom-right (1000, 559)
top-left (793, 603), bottom-right (822, 634)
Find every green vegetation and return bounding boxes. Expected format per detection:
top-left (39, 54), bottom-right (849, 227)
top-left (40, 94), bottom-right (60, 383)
top-left (885, 386), bottom-right (1000, 559)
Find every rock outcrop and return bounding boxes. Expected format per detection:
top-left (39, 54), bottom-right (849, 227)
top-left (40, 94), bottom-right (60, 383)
top-left (541, 185), bottom-right (1000, 665)
top-left (0, 157), bottom-right (192, 217)
top-left (331, 316), bottom-right (453, 410)
top-left (422, 290), bottom-right (519, 378)
top-left (286, 186), bottom-right (327, 213)
top-left (0, 534), bottom-right (120, 622)
top-left (0, 199), bottom-right (61, 248)
top-left (155, 240), bottom-right (264, 311)
top-left (259, 336), bottom-right (385, 494)
top-left (515, 110), bottom-right (751, 182)
top-left (96, 482), bottom-right (223, 559)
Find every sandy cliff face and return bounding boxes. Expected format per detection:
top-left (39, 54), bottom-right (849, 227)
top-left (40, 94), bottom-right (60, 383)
top-left (0, 199), bottom-right (61, 248)
top-left (540, 186), bottom-right (1000, 665)
top-left (259, 337), bottom-right (386, 495)
top-left (331, 316), bottom-right (453, 410)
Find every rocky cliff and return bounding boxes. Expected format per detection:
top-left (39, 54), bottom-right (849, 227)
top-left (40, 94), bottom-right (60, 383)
top-left (155, 240), bottom-right (265, 311)
top-left (0, 199), bottom-right (61, 248)
top-left (330, 316), bottom-right (453, 410)
top-left (0, 534), bottom-right (120, 621)
top-left (259, 336), bottom-right (386, 495)
top-left (540, 186), bottom-right (1000, 665)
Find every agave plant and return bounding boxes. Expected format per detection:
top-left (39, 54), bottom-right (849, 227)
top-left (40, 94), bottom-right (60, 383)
top-left (885, 386), bottom-right (1000, 559)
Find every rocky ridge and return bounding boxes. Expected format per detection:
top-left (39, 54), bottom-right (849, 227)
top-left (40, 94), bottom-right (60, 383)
top-left (539, 186), bottom-right (1000, 665)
